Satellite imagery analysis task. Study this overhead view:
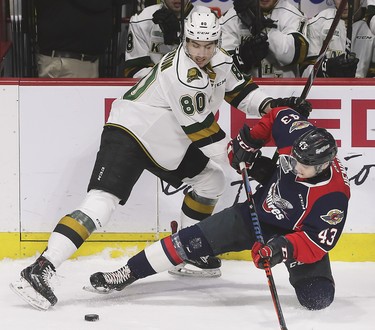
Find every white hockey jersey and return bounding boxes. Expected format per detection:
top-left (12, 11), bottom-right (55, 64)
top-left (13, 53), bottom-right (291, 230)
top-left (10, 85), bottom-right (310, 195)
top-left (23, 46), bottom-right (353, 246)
top-left (108, 45), bottom-right (270, 170)
top-left (221, 0), bottom-right (309, 78)
top-left (305, 8), bottom-right (375, 78)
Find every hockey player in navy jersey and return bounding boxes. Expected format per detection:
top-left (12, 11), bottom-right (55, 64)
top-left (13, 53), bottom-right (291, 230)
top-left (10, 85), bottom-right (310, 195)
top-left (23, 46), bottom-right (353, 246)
top-left (89, 106), bottom-right (350, 310)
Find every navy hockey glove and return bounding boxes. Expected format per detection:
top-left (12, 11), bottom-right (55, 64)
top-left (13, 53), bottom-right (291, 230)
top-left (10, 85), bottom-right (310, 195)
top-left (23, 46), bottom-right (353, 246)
top-left (319, 53), bottom-right (359, 78)
top-left (252, 236), bottom-right (294, 269)
top-left (152, 7), bottom-right (180, 45)
top-left (234, 33), bottom-right (269, 72)
top-left (269, 97), bottom-right (312, 118)
top-left (227, 124), bottom-right (264, 172)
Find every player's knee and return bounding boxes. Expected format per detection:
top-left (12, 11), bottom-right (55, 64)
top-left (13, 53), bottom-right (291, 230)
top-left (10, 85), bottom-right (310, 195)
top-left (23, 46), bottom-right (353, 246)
top-left (194, 160), bottom-right (226, 198)
top-left (294, 277), bottom-right (335, 310)
top-left (174, 225), bottom-right (214, 261)
top-left (77, 189), bottom-right (120, 229)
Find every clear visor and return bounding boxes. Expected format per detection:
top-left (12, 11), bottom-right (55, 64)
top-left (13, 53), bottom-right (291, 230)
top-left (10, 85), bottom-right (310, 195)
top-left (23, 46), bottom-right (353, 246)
top-left (279, 155), bottom-right (299, 175)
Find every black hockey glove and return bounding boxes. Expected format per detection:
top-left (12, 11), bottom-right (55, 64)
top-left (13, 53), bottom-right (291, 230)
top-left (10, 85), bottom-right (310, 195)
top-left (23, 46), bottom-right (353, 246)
top-left (269, 97), bottom-right (312, 118)
top-left (152, 7), bottom-right (180, 45)
top-left (234, 33), bottom-right (269, 72)
top-left (252, 236), bottom-right (294, 269)
top-left (233, 0), bottom-right (257, 29)
top-left (366, 5), bottom-right (375, 26)
top-left (227, 124), bottom-right (264, 172)
top-left (319, 53), bottom-right (359, 78)
top-left (248, 155), bottom-right (277, 185)
top-left (233, 0), bottom-right (277, 31)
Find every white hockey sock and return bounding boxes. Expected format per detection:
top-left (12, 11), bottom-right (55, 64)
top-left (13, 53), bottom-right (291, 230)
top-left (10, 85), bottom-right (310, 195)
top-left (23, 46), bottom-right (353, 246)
top-left (43, 232), bottom-right (77, 268)
top-left (144, 240), bottom-right (180, 273)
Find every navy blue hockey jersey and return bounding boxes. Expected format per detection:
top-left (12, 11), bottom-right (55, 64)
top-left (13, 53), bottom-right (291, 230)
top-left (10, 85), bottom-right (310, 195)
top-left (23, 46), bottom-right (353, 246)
top-left (251, 107), bottom-right (350, 263)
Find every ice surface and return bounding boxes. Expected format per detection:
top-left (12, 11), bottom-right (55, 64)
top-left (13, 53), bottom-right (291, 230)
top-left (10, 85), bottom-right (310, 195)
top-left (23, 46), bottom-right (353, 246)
top-left (2, 253), bottom-right (374, 330)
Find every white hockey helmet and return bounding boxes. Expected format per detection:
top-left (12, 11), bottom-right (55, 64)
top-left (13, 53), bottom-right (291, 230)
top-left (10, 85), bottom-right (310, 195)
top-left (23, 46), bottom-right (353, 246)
top-left (183, 10), bottom-right (221, 47)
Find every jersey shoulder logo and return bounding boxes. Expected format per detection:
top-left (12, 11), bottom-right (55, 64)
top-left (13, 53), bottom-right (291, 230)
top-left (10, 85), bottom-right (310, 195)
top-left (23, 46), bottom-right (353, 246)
top-left (289, 120), bottom-right (312, 133)
top-left (187, 67), bottom-right (202, 83)
top-left (320, 209), bottom-right (344, 225)
top-left (161, 49), bottom-right (177, 72)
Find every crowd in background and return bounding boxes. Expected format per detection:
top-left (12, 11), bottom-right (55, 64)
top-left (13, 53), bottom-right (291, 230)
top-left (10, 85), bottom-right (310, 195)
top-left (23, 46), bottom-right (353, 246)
top-left (1, 0), bottom-right (375, 78)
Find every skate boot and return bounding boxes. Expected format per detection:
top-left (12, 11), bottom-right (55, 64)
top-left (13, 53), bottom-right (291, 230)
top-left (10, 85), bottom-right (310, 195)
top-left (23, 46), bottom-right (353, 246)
top-left (169, 255), bottom-right (222, 278)
top-left (186, 255), bottom-right (222, 269)
top-left (10, 256), bottom-right (57, 310)
top-left (89, 265), bottom-right (138, 293)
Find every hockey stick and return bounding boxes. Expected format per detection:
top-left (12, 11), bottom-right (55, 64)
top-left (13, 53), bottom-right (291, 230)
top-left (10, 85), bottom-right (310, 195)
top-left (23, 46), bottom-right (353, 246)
top-left (239, 162), bottom-right (288, 330)
top-left (345, 0), bottom-right (354, 57)
top-left (180, 0), bottom-right (185, 41)
top-left (300, 0), bottom-right (348, 100)
top-left (251, 0), bottom-right (263, 77)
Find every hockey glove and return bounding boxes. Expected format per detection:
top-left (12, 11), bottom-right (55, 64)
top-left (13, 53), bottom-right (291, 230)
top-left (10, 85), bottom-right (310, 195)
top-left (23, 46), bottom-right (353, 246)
top-left (234, 33), bottom-right (269, 72)
top-left (252, 236), bottom-right (294, 269)
top-left (152, 7), bottom-right (180, 45)
top-left (366, 5), bottom-right (375, 26)
top-left (248, 155), bottom-right (277, 185)
top-left (227, 124), bottom-right (264, 172)
top-left (319, 53), bottom-right (359, 78)
top-left (233, 0), bottom-right (257, 29)
top-left (269, 97), bottom-right (312, 118)
top-left (233, 0), bottom-right (277, 31)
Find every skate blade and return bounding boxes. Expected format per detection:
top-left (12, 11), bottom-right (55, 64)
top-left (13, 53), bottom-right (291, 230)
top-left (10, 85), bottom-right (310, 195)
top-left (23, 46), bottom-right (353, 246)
top-left (168, 264), bottom-right (222, 278)
top-left (82, 285), bottom-right (114, 294)
top-left (10, 278), bottom-right (51, 311)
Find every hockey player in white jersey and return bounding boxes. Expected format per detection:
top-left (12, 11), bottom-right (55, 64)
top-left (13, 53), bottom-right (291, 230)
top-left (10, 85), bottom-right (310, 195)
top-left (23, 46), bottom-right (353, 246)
top-left (303, 0), bottom-right (375, 78)
top-left (221, 0), bottom-right (309, 77)
top-left (124, 0), bottom-right (199, 78)
top-left (10, 10), bottom-right (311, 311)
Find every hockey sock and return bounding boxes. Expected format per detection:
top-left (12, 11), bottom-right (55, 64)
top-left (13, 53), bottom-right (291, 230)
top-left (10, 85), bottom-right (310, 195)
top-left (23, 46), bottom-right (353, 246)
top-left (43, 232), bottom-right (77, 268)
top-left (180, 191), bottom-right (217, 228)
top-left (43, 211), bottom-right (96, 268)
top-left (128, 237), bottom-right (184, 278)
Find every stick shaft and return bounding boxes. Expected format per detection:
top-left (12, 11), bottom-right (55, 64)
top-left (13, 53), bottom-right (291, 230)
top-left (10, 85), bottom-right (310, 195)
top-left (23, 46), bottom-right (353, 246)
top-left (300, 0), bottom-right (348, 100)
top-left (240, 162), bottom-right (288, 330)
top-left (181, 0), bottom-right (185, 39)
top-left (346, 0), bottom-right (354, 56)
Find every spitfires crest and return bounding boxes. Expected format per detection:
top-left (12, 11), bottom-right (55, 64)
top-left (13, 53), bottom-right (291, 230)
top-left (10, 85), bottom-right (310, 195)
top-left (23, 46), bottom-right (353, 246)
top-left (187, 68), bottom-right (202, 82)
top-left (320, 209), bottom-right (344, 225)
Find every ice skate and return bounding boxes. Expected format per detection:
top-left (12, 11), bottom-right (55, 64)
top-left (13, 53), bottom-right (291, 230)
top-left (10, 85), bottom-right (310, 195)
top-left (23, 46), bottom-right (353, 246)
top-left (10, 256), bottom-right (57, 310)
top-left (169, 255), bottom-right (222, 278)
top-left (86, 265), bottom-right (138, 294)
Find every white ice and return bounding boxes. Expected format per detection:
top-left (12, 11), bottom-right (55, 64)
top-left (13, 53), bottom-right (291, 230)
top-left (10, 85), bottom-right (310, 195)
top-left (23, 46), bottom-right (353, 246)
top-left (2, 253), bottom-right (375, 330)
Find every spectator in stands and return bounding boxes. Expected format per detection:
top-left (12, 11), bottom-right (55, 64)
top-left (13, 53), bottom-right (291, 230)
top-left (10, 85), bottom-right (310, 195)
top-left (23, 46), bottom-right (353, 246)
top-left (221, 0), bottom-right (309, 78)
top-left (303, 0), bottom-right (374, 78)
top-left (35, 0), bottom-right (126, 78)
top-left (124, 0), bottom-right (201, 78)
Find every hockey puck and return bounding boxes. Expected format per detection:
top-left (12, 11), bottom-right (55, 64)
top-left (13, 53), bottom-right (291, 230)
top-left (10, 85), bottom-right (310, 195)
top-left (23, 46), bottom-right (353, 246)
top-left (84, 314), bottom-right (99, 322)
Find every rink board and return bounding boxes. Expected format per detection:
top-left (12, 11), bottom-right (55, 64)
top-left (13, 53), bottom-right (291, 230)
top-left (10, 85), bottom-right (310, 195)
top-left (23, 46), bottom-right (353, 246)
top-left (0, 78), bottom-right (374, 261)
